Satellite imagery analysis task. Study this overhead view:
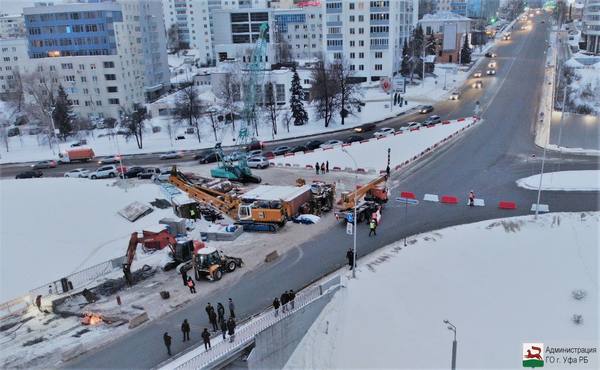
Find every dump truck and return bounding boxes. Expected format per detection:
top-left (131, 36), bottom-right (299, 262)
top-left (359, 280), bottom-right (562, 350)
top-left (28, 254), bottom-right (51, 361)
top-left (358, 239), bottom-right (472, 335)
top-left (179, 245), bottom-right (243, 281)
top-left (58, 148), bottom-right (95, 163)
top-left (334, 174), bottom-right (388, 224)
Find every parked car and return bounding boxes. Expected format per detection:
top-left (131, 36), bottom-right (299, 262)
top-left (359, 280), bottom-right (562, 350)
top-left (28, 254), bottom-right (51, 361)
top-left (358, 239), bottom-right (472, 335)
top-left (373, 127), bottom-right (395, 138)
top-left (486, 69), bottom-right (496, 75)
top-left (98, 155), bottom-right (121, 165)
top-left (419, 105), bottom-right (434, 114)
top-left (472, 80), bottom-right (483, 89)
top-left (273, 146), bottom-right (291, 156)
top-left (290, 145), bottom-right (308, 153)
top-left (473, 71), bottom-right (483, 78)
top-left (197, 151), bottom-right (219, 164)
top-left (484, 52), bottom-right (497, 58)
top-left (7, 127), bottom-right (20, 137)
top-left (224, 151), bottom-right (244, 161)
top-left (399, 122), bottom-right (422, 132)
top-left (16, 170), bottom-right (43, 179)
top-left (138, 167), bottom-right (161, 179)
top-left (353, 123), bottom-right (376, 133)
top-left (246, 139), bottom-right (263, 151)
top-left (64, 168), bottom-right (90, 178)
top-left (153, 169), bottom-right (172, 183)
top-left (262, 151), bottom-right (275, 158)
top-left (31, 160), bottom-right (57, 169)
top-left (423, 115), bottom-right (442, 127)
top-left (194, 150), bottom-right (215, 160)
top-left (449, 91), bottom-right (461, 100)
top-left (319, 140), bottom-right (343, 149)
top-left (89, 165), bottom-right (120, 179)
top-left (160, 151), bottom-right (183, 160)
top-left (344, 135), bottom-right (363, 143)
top-left (246, 156), bottom-right (269, 169)
top-left (305, 140), bottom-right (323, 150)
top-left (247, 149), bottom-right (263, 158)
top-left (124, 166), bottom-right (145, 178)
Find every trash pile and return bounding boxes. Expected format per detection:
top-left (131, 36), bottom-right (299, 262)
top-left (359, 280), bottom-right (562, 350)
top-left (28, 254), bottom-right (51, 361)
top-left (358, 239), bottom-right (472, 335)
top-left (93, 265), bottom-right (156, 297)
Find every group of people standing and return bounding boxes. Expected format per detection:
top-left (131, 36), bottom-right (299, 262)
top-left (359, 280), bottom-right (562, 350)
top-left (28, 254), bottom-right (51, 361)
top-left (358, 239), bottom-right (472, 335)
top-left (272, 289), bottom-right (296, 316)
top-left (315, 161), bottom-right (329, 175)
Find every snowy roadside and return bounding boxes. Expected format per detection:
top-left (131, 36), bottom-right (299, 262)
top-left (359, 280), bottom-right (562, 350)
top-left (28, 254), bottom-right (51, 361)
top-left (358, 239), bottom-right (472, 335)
top-left (517, 170), bottom-right (600, 191)
top-left (287, 212), bottom-right (599, 369)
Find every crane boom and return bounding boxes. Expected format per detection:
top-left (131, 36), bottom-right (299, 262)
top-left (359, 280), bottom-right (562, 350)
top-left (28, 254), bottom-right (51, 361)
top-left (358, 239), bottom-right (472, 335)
top-left (337, 174), bottom-right (388, 210)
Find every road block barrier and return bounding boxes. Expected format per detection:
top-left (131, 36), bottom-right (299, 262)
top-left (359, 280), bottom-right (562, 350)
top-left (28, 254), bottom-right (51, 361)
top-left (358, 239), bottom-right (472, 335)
top-left (400, 191), bottom-right (416, 199)
top-left (441, 195), bottom-right (459, 204)
top-left (498, 201), bottom-right (517, 209)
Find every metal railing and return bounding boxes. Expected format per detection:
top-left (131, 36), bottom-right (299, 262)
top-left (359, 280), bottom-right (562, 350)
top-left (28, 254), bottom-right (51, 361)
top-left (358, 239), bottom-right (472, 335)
top-left (164, 275), bottom-right (342, 370)
top-left (0, 295), bottom-right (31, 319)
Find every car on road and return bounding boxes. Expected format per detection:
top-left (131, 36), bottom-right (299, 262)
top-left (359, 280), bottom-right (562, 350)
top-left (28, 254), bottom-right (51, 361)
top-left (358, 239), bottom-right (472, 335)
top-left (373, 127), bottom-right (395, 138)
top-left (419, 105), bottom-right (434, 114)
top-left (305, 140), bottom-right (323, 150)
top-left (343, 135), bottom-right (363, 143)
top-left (247, 149), bottom-right (263, 158)
top-left (502, 34), bottom-right (510, 40)
top-left (290, 145), bottom-right (308, 153)
top-left (64, 168), bottom-right (90, 178)
top-left (485, 52), bottom-right (497, 58)
top-left (422, 115), bottom-right (442, 127)
top-left (97, 156), bottom-right (121, 165)
top-left (123, 166), bottom-right (145, 178)
top-left (488, 61), bottom-right (497, 68)
top-left (31, 160), bottom-right (57, 169)
top-left (449, 91), bottom-right (461, 100)
top-left (138, 167), bottom-right (161, 179)
top-left (486, 69), bottom-right (496, 76)
top-left (400, 122), bottom-right (423, 132)
top-left (197, 151), bottom-right (219, 164)
top-left (273, 146), bottom-right (291, 156)
top-left (472, 80), bottom-right (483, 89)
top-left (245, 139), bottom-right (263, 151)
top-left (89, 165), bottom-right (120, 179)
top-left (246, 156), bottom-right (269, 169)
top-left (320, 140), bottom-right (343, 149)
top-left (160, 151), bottom-right (184, 160)
top-left (194, 150), bottom-right (214, 160)
top-left (473, 71), bottom-right (483, 78)
top-left (353, 123), bottom-right (377, 133)
top-left (16, 170), bottom-right (43, 179)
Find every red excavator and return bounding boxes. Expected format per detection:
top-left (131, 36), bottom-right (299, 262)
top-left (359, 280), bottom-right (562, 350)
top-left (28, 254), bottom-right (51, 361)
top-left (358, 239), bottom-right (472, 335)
top-left (123, 230), bottom-right (200, 285)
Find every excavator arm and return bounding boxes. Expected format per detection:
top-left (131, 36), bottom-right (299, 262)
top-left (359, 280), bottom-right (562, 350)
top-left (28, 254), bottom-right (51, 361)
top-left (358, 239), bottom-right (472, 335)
top-left (122, 230), bottom-right (177, 285)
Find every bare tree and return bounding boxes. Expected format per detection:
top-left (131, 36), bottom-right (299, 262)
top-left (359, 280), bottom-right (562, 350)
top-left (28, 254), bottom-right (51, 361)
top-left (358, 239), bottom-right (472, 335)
top-left (310, 60), bottom-right (339, 127)
top-left (5, 69), bottom-right (25, 112)
top-left (281, 110), bottom-right (292, 133)
top-left (22, 68), bottom-right (61, 149)
top-left (121, 105), bottom-right (148, 149)
top-left (263, 82), bottom-right (279, 139)
top-left (173, 82), bottom-right (205, 143)
top-left (219, 71), bottom-right (240, 132)
top-left (167, 24), bottom-right (180, 52)
top-left (331, 60), bottom-right (363, 126)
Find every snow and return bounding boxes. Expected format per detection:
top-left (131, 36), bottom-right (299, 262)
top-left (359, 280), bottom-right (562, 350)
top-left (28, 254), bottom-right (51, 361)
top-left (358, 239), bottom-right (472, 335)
top-left (287, 212), bottom-right (599, 369)
top-left (271, 118), bottom-right (478, 171)
top-left (516, 170), bottom-right (600, 191)
top-left (0, 178), bottom-right (175, 302)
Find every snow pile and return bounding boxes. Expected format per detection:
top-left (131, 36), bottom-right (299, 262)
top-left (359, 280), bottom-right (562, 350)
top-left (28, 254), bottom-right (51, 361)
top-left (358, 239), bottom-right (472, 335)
top-left (567, 63), bottom-right (600, 115)
top-left (516, 170), bottom-right (600, 191)
top-left (287, 212), bottom-right (599, 369)
top-left (0, 178), bottom-right (174, 302)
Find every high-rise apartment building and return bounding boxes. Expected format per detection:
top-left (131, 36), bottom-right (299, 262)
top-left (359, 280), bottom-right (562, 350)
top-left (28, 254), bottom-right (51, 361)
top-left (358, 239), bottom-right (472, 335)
top-left (582, 0), bottom-right (600, 54)
top-left (0, 14), bottom-right (26, 38)
top-left (162, 0), bottom-right (213, 64)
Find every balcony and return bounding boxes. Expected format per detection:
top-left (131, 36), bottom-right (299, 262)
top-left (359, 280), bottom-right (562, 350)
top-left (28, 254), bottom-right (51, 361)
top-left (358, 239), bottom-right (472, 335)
top-left (370, 43), bottom-right (388, 50)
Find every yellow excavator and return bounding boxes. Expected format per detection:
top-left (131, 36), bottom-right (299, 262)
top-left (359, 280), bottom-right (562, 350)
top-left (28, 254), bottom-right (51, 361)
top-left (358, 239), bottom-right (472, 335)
top-left (334, 174), bottom-right (388, 224)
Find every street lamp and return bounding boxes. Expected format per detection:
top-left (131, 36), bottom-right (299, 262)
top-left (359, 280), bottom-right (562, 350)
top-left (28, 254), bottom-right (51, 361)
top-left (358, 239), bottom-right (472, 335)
top-left (443, 320), bottom-right (457, 370)
top-left (341, 148), bottom-right (358, 278)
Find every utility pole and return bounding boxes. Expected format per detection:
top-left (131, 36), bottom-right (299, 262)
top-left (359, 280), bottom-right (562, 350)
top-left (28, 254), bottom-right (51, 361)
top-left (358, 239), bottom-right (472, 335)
top-left (444, 320), bottom-right (457, 370)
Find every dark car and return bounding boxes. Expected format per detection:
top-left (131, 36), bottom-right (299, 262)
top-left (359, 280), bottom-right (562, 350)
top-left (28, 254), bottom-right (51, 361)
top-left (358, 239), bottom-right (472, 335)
top-left (423, 115), bottom-right (442, 126)
top-left (353, 123), bottom-right (376, 133)
top-left (305, 140), bottom-right (323, 150)
top-left (124, 166), bottom-right (145, 178)
top-left (485, 52), bottom-right (497, 58)
top-left (344, 135), bottom-right (364, 143)
top-left (290, 145), bottom-right (308, 153)
top-left (419, 105), bottom-right (434, 114)
top-left (194, 150), bottom-right (215, 160)
top-left (16, 170), bottom-right (43, 179)
top-left (197, 151), bottom-right (219, 164)
top-left (273, 146), bottom-right (291, 156)
top-left (246, 139), bottom-right (263, 151)
top-left (137, 167), bottom-right (161, 179)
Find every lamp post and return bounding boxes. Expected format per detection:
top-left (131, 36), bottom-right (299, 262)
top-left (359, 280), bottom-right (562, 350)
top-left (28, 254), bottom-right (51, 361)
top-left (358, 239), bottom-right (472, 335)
top-left (342, 148), bottom-right (358, 278)
top-left (443, 320), bottom-right (457, 370)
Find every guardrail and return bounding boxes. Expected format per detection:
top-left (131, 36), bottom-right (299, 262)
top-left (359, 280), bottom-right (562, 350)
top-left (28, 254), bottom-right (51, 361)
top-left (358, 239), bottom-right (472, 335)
top-left (162, 275), bottom-right (342, 370)
top-left (0, 295), bottom-right (31, 320)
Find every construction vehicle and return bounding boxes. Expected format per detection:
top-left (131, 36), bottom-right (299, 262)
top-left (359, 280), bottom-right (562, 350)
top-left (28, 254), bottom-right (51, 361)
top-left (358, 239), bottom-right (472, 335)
top-left (122, 229), bottom-right (200, 284)
top-left (57, 147), bottom-right (95, 163)
top-left (170, 166), bottom-right (286, 232)
top-left (210, 143), bottom-right (261, 183)
top-left (334, 174), bottom-right (389, 224)
top-left (179, 246), bottom-right (243, 282)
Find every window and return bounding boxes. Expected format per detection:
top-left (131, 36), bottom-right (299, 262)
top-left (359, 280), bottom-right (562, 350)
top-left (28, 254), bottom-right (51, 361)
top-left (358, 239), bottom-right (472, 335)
top-left (359, 40), bottom-right (365, 46)
top-left (359, 28), bottom-right (364, 34)
top-left (83, 88), bottom-right (89, 94)
top-left (350, 52), bottom-right (355, 58)
top-left (108, 98), bottom-right (120, 105)
top-left (64, 75), bottom-right (75, 82)
top-left (61, 63), bottom-right (73, 70)
top-left (104, 61), bottom-right (114, 68)
top-left (333, 52), bottom-right (342, 59)
top-left (81, 76), bottom-right (87, 82)
top-left (104, 74), bottom-right (116, 80)
top-left (350, 65), bottom-right (355, 70)
top-left (350, 28), bottom-right (355, 34)
top-left (90, 64), bottom-right (96, 69)
top-left (359, 65), bottom-right (364, 71)
top-left (92, 76), bottom-right (98, 82)
top-left (78, 64), bottom-right (85, 70)
top-left (350, 40), bottom-right (355, 47)
top-left (349, 15), bottom-right (355, 22)
top-left (358, 15), bottom-right (364, 21)
top-left (275, 84), bottom-right (285, 102)
top-left (359, 52), bottom-right (364, 58)
top-left (96, 100), bottom-right (102, 106)
top-left (107, 86), bottom-right (118, 93)
top-left (375, 52), bottom-right (383, 58)
top-left (349, 3), bottom-right (355, 9)
top-left (375, 64), bottom-right (382, 71)
top-left (49, 65), bottom-right (56, 71)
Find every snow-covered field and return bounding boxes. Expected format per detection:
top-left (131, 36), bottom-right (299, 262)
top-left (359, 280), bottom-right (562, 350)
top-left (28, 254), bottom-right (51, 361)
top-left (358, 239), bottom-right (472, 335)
top-left (287, 212), bottom-right (599, 369)
top-left (517, 170), bottom-right (600, 191)
top-left (272, 117), bottom-right (478, 171)
top-left (0, 178), bottom-right (173, 302)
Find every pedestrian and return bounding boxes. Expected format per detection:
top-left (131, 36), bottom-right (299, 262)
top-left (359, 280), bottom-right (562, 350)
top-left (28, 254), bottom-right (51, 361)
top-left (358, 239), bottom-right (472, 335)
top-left (163, 332), bottom-right (172, 356)
top-left (181, 269), bottom-right (188, 287)
top-left (35, 295), bottom-right (42, 312)
top-left (217, 302), bottom-right (225, 323)
top-left (48, 285), bottom-right (53, 295)
top-left (386, 165), bottom-right (390, 177)
top-left (320, 162), bottom-right (325, 173)
top-left (220, 318), bottom-right (227, 340)
top-left (326, 161), bottom-right (329, 173)
top-left (369, 219), bottom-right (377, 236)
top-left (228, 298), bottom-right (236, 318)
top-left (315, 162), bottom-right (320, 175)
top-left (468, 190), bottom-right (475, 207)
top-left (227, 317), bottom-right (236, 343)
top-left (186, 276), bottom-right (196, 293)
top-left (205, 303), bottom-right (214, 323)
top-left (201, 328), bottom-right (212, 350)
top-left (181, 319), bottom-right (191, 342)
top-left (280, 291), bottom-right (289, 313)
top-left (289, 289), bottom-right (295, 309)
top-left (273, 297), bottom-right (280, 317)
top-left (209, 309), bottom-right (218, 332)
top-left (346, 248), bottom-right (354, 270)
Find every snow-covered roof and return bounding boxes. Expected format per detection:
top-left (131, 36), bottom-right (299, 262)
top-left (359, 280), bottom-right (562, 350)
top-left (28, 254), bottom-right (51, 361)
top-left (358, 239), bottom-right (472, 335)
top-left (420, 11), bottom-right (472, 23)
top-left (242, 185), bottom-right (311, 202)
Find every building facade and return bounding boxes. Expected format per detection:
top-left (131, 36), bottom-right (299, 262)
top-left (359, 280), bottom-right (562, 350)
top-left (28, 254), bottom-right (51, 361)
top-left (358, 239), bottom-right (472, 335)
top-left (466, 0), bottom-right (500, 20)
top-left (582, 0), bottom-right (600, 54)
top-left (272, 5), bottom-right (323, 61)
top-left (0, 14), bottom-right (26, 39)
top-left (0, 38), bottom-right (30, 99)
top-left (419, 11), bottom-right (472, 63)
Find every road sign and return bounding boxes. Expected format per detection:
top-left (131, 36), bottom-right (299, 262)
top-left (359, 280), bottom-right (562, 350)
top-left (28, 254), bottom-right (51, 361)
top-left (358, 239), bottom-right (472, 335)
top-left (346, 222), bottom-right (353, 235)
top-left (392, 76), bottom-right (406, 93)
top-left (380, 78), bottom-right (392, 93)
top-left (396, 197), bottom-right (419, 205)
top-left (346, 213), bottom-right (353, 223)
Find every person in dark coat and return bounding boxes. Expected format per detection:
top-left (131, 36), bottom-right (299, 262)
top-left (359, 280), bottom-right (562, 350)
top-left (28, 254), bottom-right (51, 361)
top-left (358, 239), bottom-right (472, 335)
top-left (273, 297), bottom-right (280, 316)
top-left (205, 303), bottom-right (214, 319)
top-left (180, 269), bottom-right (188, 287)
top-left (280, 291), bottom-right (289, 313)
top-left (217, 302), bottom-right (225, 323)
top-left (326, 161), bottom-right (329, 173)
top-left (227, 317), bottom-right (236, 343)
top-left (181, 319), bottom-right (191, 342)
top-left (220, 318), bottom-right (227, 340)
top-left (346, 248), bottom-right (354, 270)
top-left (320, 162), bottom-right (325, 173)
top-left (186, 277), bottom-right (196, 293)
top-left (163, 332), bottom-right (172, 356)
top-left (201, 328), bottom-right (211, 350)
top-left (228, 298), bottom-right (236, 318)
top-left (209, 309), bottom-right (218, 332)
top-left (35, 295), bottom-right (42, 312)
top-left (315, 162), bottom-right (320, 174)
top-left (288, 289), bottom-right (296, 309)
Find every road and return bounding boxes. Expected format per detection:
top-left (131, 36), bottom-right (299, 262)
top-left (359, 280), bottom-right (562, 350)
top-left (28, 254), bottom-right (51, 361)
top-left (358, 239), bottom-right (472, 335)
top-left (66, 15), bottom-right (599, 369)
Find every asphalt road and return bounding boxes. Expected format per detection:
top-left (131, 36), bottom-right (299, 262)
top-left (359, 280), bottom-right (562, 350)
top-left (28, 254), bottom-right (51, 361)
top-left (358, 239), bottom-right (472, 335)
top-left (549, 111), bottom-right (600, 151)
top-left (66, 15), bottom-right (599, 369)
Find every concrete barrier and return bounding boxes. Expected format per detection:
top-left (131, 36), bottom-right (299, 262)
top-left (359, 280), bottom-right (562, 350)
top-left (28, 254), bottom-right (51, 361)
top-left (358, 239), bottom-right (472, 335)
top-left (128, 312), bottom-right (149, 329)
top-left (498, 201), bottom-right (517, 210)
top-left (423, 194), bottom-right (439, 202)
top-left (441, 195), bottom-right (459, 204)
top-left (265, 251), bottom-right (279, 263)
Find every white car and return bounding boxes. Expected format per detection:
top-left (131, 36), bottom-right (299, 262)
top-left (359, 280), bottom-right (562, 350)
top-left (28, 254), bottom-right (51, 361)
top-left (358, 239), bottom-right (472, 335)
top-left (319, 140), bottom-right (343, 149)
top-left (399, 122), bottom-right (422, 132)
top-left (246, 156), bottom-right (269, 169)
top-left (373, 127), bottom-right (395, 138)
top-left (153, 168), bottom-right (173, 183)
top-left (64, 168), bottom-right (90, 178)
top-left (160, 151), bottom-right (183, 160)
top-left (90, 165), bottom-right (118, 179)
top-left (449, 91), bottom-right (460, 100)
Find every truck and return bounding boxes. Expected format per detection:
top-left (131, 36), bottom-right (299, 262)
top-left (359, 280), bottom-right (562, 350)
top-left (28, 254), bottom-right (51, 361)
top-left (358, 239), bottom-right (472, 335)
top-left (58, 148), bottom-right (95, 164)
top-left (179, 246), bottom-right (243, 282)
top-left (334, 174), bottom-right (388, 224)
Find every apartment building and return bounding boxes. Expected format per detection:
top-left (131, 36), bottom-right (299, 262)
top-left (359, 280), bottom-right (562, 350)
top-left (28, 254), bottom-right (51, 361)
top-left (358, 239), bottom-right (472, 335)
top-left (162, 0), bottom-right (213, 64)
top-left (0, 38), bottom-right (30, 99)
top-left (0, 14), bottom-right (26, 38)
top-left (582, 0), bottom-right (600, 54)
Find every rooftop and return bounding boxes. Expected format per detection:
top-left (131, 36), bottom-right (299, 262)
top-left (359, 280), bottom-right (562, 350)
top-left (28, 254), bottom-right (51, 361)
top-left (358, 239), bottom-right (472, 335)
top-left (242, 185), bottom-right (311, 202)
top-left (420, 11), bottom-right (473, 23)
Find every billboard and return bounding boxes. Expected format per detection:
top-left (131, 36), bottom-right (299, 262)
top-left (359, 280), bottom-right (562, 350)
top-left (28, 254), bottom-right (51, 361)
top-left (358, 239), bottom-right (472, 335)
top-left (443, 23), bottom-right (458, 51)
